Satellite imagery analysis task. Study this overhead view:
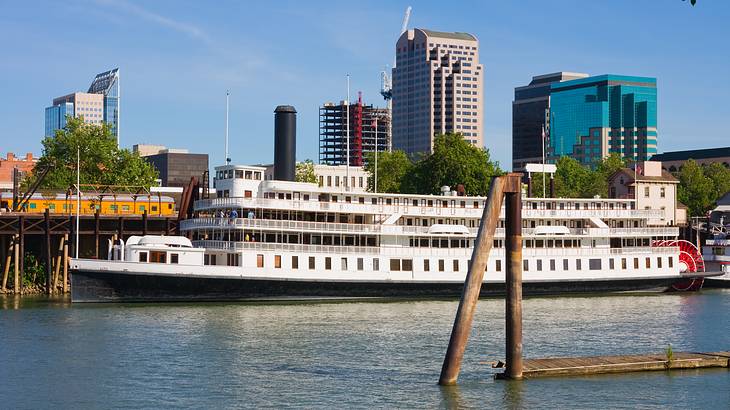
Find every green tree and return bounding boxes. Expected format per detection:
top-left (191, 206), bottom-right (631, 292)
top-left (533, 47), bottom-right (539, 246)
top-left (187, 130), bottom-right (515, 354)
top-left (677, 159), bottom-right (715, 217)
top-left (531, 154), bottom-right (626, 198)
top-left (364, 150), bottom-right (414, 193)
top-left (703, 162), bottom-right (730, 201)
top-left (295, 159), bottom-right (318, 184)
top-left (412, 133), bottom-right (501, 196)
top-left (29, 117), bottom-right (158, 189)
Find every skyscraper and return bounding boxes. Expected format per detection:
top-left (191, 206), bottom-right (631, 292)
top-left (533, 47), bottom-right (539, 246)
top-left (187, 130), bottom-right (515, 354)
top-left (319, 96), bottom-right (389, 166)
top-left (392, 29), bottom-right (483, 156)
top-left (87, 68), bottom-right (120, 142)
top-left (512, 72), bottom-right (588, 172)
top-left (549, 74), bottom-right (657, 166)
top-left (44, 68), bottom-right (120, 144)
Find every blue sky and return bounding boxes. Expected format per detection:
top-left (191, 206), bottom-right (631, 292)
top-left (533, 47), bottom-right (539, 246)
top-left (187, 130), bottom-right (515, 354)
top-left (1, 0), bottom-right (728, 170)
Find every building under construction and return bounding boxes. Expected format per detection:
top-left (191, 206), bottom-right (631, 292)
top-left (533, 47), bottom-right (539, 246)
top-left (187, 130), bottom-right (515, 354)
top-left (319, 93), bottom-right (390, 166)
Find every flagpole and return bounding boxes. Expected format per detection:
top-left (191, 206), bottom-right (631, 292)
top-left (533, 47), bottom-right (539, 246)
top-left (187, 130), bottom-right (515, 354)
top-left (374, 117), bottom-right (378, 194)
top-left (75, 146), bottom-right (80, 259)
top-left (346, 74), bottom-right (350, 191)
top-left (542, 124), bottom-right (546, 198)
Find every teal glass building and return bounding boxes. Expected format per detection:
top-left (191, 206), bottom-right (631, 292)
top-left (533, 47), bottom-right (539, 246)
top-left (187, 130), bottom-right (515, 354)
top-left (549, 74), bottom-right (657, 166)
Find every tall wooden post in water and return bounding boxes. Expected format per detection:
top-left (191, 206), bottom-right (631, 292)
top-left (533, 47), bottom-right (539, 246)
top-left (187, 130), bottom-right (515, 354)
top-left (504, 190), bottom-right (523, 379)
top-left (439, 174), bottom-right (522, 385)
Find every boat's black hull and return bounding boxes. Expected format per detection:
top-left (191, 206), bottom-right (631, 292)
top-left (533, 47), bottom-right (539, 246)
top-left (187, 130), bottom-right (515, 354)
top-left (70, 269), bottom-right (682, 303)
top-left (704, 278), bottom-right (730, 288)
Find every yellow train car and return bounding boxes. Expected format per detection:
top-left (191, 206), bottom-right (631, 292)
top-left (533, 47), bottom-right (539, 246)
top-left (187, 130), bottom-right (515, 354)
top-left (0, 192), bottom-right (176, 216)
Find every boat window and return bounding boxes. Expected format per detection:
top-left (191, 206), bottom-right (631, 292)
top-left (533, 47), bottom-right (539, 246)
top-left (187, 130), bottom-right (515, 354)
top-left (170, 254), bottom-right (179, 264)
top-left (621, 258), bottom-right (627, 269)
top-left (274, 255), bottom-right (281, 268)
top-left (657, 257), bottom-right (662, 269)
top-left (424, 259), bottom-right (430, 272)
top-left (563, 259), bottom-right (568, 270)
top-left (550, 259), bottom-right (555, 271)
top-left (373, 258), bottom-right (380, 271)
top-left (589, 259), bottom-right (601, 270)
top-left (537, 260), bottom-right (543, 271)
top-left (150, 251), bottom-right (166, 263)
top-left (576, 259), bottom-right (581, 270)
top-left (390, 259), bottom-right (400, 271)
top-left (357, 258), bottom-right (363, 271)
top-left (645, 257), bottom-right (651, 269)
top-left (523, 260), bottom-right (529, 271)
top-left (633, 258), bottom-right (639, 269)
top-left (309, 257), bottom-right (315, 270)
top-left (495, 260), bottom-right (502, 272)
top-left (325, 257), bottom-right (332, 270)
top-left (453, 260), bottom-right (459, 271)
top-left (609, 258), bottom-right (614, 270)
top-left (254, 172), bottom-right (261, 180)
top-left (210, 255), bottom-right (217, 265)
top-left (372, 198), bottom-right (377, 205)
top-left (139, 252), bottom-right (148, 262)
top-left (439, 259), bottom-right (445, 272)
top-left (257, 254), bottom-right (264, 268)
top-left (402, 259), bottom-right (413, 271)
top-left (292, 256), bottom-right (298, 269)
top-left (341, 258), bottom-right (348, 270)
top-left (668, 257), bottom-right (673, 268)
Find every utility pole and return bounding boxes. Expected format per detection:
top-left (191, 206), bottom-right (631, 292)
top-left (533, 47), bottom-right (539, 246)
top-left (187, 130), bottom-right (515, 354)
top-left (225, 90), bottom-right (230, 164)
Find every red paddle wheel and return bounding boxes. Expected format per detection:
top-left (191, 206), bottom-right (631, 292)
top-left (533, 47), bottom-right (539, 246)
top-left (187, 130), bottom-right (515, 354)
top-left (652, 240), bottom-right (705, 291)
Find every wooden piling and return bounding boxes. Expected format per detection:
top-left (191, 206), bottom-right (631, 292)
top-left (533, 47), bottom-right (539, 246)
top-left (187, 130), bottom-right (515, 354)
top-left (1, 235), bottom-right (10, 290)
top-left (439, 176), bottom-right (508, 386)
top-left (45, 209), bottom-right (52, 295)
top-left (13, 235), bottom-right (20, 294)
top-left (142, 211), bottom-right (148, 236)
top-left (62, 234), bottom-right (69, 293)
top-left (53, 235), bottom-right (65, 291)
top-left (18, 215), bottom-right (24, 293)
top-left (94, 211), bottom-right (100, 259)
top-left (504, 191), bottom-right (523, 380)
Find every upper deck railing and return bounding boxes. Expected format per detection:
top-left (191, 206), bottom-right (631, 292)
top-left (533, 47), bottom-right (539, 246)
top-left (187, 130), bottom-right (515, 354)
top-left (194, 240), bottom-right (678, 257)
top-left (193, 197), bottom-right (664, 220)
top-left (180, 217), bottom-right (677, 238)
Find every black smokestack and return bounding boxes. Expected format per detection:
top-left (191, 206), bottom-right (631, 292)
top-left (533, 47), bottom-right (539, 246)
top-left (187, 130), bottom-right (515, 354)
top-left (274, 105), bottom-right (296, 181)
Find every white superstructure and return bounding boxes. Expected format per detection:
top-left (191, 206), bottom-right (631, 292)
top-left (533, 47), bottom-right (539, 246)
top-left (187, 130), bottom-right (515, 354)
top-left (176, 164), bottom-right (689, 286)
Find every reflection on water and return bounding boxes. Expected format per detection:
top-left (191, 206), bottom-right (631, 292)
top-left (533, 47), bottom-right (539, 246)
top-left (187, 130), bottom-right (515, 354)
top-left (1, 291), bottom-right (729, 408)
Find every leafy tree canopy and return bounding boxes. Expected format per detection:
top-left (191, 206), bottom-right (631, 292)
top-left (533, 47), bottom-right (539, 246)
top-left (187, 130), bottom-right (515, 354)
top-left (29, 116), bottom-right (158, 189)
top-left (414, 133), bottom-right (501, 196)
top-left (364, 133), bottom-right (502, 196)
top-left (530, 154), bottom-right (627, 198)
top-left (364, 150), bottom-right (414, 193)
top-left (295, 159), bottom-right (318, 184)
top-left (677, 160), bottom-right (714, 217)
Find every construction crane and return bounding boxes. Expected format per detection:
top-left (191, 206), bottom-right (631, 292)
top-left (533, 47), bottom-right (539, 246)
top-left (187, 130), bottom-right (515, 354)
top-left (380, 6), bottom-right (411, 151)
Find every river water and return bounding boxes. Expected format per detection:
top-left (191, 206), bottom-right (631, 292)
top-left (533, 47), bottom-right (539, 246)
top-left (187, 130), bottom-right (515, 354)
top-left (1, 290), bottom-right (729, 409)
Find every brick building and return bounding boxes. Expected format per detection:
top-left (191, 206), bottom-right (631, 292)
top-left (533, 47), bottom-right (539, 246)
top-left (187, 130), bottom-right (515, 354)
top-left (0, 152), bottom-right (37, 191)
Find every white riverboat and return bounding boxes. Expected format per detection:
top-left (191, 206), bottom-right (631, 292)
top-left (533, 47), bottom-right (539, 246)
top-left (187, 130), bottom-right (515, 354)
top-left (70, 163), bottom-right (711, 302)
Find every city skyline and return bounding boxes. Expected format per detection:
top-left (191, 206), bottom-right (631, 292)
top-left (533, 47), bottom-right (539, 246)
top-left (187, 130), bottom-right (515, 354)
top-left (1, 0), bottom-right (728, 170)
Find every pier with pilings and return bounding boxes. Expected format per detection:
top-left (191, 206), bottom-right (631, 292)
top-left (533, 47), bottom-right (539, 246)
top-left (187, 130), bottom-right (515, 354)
top-left (0, 210), bottom-right (178, 295)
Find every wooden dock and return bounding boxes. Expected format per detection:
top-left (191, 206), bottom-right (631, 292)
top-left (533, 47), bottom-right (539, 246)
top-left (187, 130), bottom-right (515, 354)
top-left (493, 351), bottom-right (730, 379)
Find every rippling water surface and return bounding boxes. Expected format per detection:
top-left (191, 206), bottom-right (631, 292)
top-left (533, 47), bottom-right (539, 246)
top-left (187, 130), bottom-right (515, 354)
top-left (1, 290), bottom-right (729, 408)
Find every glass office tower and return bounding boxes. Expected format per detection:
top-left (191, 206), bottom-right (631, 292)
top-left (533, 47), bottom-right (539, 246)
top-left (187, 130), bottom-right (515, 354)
top-left (44, 102), bottom-right (74, 137)
top-left (88, 68), bottom-right (120, 140)
top-left (549, 75), bottom-right (657, 166)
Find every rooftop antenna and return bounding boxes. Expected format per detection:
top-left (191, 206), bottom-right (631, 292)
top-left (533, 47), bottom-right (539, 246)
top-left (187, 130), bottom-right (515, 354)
top-left (225, 90), bottom-right (231, 164)
top-left (380, 6), bottom-right (411, 151)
